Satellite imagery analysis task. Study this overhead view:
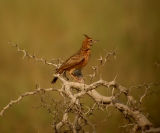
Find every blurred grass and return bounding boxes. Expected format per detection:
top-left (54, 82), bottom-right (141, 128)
top-left (0, 0), bottom-right (160, 132)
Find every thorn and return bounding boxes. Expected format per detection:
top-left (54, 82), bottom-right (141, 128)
top-left (98, 56), bottom-right (103, 65)
top-left (113, 74), bottom-right (118, 82)
top-left (36, 84), bottom-right (40, 89)
top-left (113, 52), bottom-right (117, 60)
top-left (92, 66), bottom-right (97, 70)
top-left (22, 51), bottom-right (26, 59)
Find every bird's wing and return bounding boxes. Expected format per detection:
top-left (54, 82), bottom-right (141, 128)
top-left (58, 54), bottom-right (85, 71)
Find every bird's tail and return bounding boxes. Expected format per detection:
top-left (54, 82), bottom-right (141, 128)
top-left (51, 68), bottom-right (64, 84)
top-left (51, 76), bottom-right (58, 84)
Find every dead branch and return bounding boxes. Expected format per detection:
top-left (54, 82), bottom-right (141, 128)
top-left (9, 42), bottom-right (61, 68)
top-left (0, 87), bottom-right (59, 116)
top-left (1, 45), bottom-right (159, 133)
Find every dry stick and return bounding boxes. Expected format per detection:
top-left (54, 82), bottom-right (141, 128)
top-left (1, 74), bottom-right (159, 132)
top-left (145, 127), bottom-right (160, 133)
top-left (55, 111), bottom-right (69, 131)
top-left (0, 87), bottom-right (59, 116)
top-left (9, 42), bottom-right (60, 68)
top-left (72, 114), bottom-right (81, 133)
top-left (3, 44), bottom-right (160, 132)
top-left (1, 73), bottom-right (158, 132)
top-left (56, 75), bottom-right (160, 133)
top-left (140, 86), bottom-right (149, 104)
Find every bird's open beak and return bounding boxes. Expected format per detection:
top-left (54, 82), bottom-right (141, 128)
top-left (93, 40), bottom-right (99, 43)
top-left (92, 40), bottom-right (99, 45)
top-left (90, 40), bottom-right (99, 46)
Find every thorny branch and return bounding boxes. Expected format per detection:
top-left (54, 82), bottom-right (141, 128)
top-left (0, 44), bottom-right (160, 133)
top-left (9, 42), bottom-right (62, 68)
top-left (0, 86), bottom-right (60, 116)
top-left (87, 49), bottom-right (117, 82)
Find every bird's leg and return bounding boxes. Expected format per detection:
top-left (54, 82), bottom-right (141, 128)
top-left (69, 69), bottom-right (77, 81)
top-left (73, 69), bottom-right (84, 83)
top-left (63, 71), bottom-right (69, 81)
top-left (69, 69), bottom-right (84, 83)
top-left (73, 69), bottom-right (83, 77)
top-left (69, 69), bottom-right (80, 82)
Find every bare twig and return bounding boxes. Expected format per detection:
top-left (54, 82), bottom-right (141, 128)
top-left (140, 85), bottom-right (149, 104)
top-left (9, 42), bottom-right (60, 68)
top-left (1, 45), bottom-right (159, 133)
top-left (0, 87), bottom-right (59, 116)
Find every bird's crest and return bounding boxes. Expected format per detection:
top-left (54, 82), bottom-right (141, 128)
top-left (83, 34), bottom-right (91, 39)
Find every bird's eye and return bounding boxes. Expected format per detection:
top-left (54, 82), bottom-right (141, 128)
top-left (89, 39), bottom-right (93, 42)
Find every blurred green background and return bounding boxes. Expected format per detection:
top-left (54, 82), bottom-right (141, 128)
top-left (0, 0), bottom-right (160, 132)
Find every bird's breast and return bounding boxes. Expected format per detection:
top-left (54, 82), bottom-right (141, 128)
top-left (81, 52), bottom-right (91, 67)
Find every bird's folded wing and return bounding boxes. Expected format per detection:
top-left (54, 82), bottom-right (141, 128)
top-left (59, 54), bottom-right (85, 70)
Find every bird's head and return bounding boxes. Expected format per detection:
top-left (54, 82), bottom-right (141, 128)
top-left (82, 34), bottom-right (98, 50)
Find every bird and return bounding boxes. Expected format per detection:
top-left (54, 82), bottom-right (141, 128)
top-left (51, 34), bottom-right (98, 84)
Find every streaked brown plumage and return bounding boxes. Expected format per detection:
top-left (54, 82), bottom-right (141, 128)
top-left (51, 34), bottom-right (97, 84)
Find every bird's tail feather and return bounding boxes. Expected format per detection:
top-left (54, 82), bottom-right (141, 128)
top-left (51, 68), bottom-right (63, 84)
top-left (51, 77), bottom-right (58, 84)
